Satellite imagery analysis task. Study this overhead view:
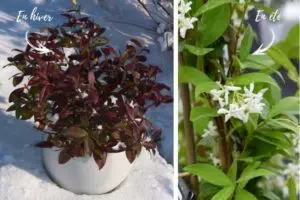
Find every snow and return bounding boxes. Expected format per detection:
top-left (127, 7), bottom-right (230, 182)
top-left (0, 0), bottom-right (173, 199)
top-left (0, 146), bottom-right (173, 200)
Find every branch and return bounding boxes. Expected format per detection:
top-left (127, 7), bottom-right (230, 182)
top-left (179, 53), bottom-right (199, 193)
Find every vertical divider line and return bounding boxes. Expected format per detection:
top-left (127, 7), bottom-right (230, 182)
top-left (173, 0), bottom-right (179, 199)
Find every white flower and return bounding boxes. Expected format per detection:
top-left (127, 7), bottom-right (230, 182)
top-left (292, 135), bottom-right (300, 153)
top-left (210, 89), bottom-right (225, 108)
top-left (208, 153), bottom-right (220, 166)
top-left (243, 83), bottom-right (267, 114)
top-left (202, 121), bottom-right (218, 138)
top-left (97, 125), bottom-right (103, 130)
top-left (218, 103), bottom-right (249, 123)
top-left (178, 0), bottom-right (192, 14)
top-left (283, 163), bottom-right (300, 178)
top-left (179, 14), bottom-right (198, 38)
top-left (224, 85), bottom-right (241, 105)
top-left (110, 95), bottom-right (118, 104)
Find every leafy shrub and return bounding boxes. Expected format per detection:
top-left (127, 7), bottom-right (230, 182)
top-left (5, 11), bottom-right (172, 169)
top-left (178, 0), bottom-right (299, 199)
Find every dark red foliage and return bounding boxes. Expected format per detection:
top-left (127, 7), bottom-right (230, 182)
top-left (5, 10), bottom-right (172, 169)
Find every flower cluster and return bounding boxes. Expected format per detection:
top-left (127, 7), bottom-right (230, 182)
top-left (202, 121), bottom-right (218, 138)
top-left (210, 83), bottom-right (268, 123)
top-left (178, 0), bottom-right (197, 38)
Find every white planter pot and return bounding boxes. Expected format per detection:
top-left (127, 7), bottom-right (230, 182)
top-left (43, 147), bottom-right (134, 194)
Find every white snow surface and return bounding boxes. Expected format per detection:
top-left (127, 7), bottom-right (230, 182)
top-left (0, 146), bottom-right (173, 200)
top-left (0, 0), bottom-right (173, 199)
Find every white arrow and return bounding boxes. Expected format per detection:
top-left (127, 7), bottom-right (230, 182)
top-left (25, 31), bottom-right (53, 54)
top-left (252, 28), bottom-right (275, 55)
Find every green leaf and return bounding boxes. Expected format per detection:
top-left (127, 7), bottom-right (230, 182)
top-left (250, 2), bottom-right (274, 14)
top-left (288, 177), bottom-right (297, 200)
top-left (240, 27), bottom-right (254, 61)
top-left (267, 46), bottom-right (298, 85)
top-left (190, 107), bottom-right (218, 122)
top-left (254, 131), bottom-right (292, 151)
top-left (227, 158), bottom-right (237, 182)
top-left (211, 185), bottom-right (235, 200)
top-left (184, 163), bottom-right (233, 186)
top-left (237, 169), bottom-right (276, 186)
top-left (94, 37), bottom-right (109, 46)
top-left (194, 117), bottom-right (210, 134)
top-left (267, 117), bottom-right (299, 134)
top-left (179, 66), bottom-right (213, 85)
top-left (198, 182), bottom-right (221, 198)
top-left (185, 44), bottom-right (214, 56)
top-left (195, 82), bottom-right (219, 96)
top-left (190, 107), bottom-right (218, 134)
top-left (198, 3), bottom-right (231, 47)
top-left (263, 191), bottom-right (281, 200)
top-left (276, 24), bottom-right (300, 59)
top-left (236, 188), bottom-right (257, 200)
top-left (241, 55), bottom-right (276, 70)
top-left (194, 0), bottom-right (231, 17)
top-left (229, 72), bottom-right (280, 90)
top-left (268, 97), bottom-right (300, 118)
top-left (179, 41), bottom-right (186, 52)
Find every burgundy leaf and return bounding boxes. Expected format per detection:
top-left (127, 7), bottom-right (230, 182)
top-left (59, 148), bottom-right (72, 164)
top-left (130, 38), bottom-right (142, 47)
top-left (126, 150), bottom-right (136, 163)
top-left (93, 151), bottom-right (107, 170)
top-left (35, 140), bottom-right (54, 148)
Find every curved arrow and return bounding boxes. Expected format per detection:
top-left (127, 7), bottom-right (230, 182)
top-left (252, 28), bottom-right (275, 55)
top-left (25, 31), bottom-right (53, 54)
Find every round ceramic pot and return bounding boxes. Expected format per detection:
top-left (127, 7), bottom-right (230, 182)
top-left (43, 147), bottom-right (133, 194)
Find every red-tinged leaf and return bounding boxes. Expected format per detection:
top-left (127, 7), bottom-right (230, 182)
top-left (88, 87), bottom-right (99, 104)
top-left (8, 87), bottom-right (24, 103)
top-left (40, 85), bottom-right (49, 102)
top-left (152, 129), bottom-right (162, 142)
top-left (130, 38), bottom-right (142, 47)
top-left (59, 148), bottom-right (72, 164)
top-left (126, 150), bottom-right (136, 163)
top-left (6, 104), bottom-right (17, 112)
top-left (135, 55), bottom-right (147, 62)
top-left (142, 141), bottom-right (156, 150)
top-left (13, 75), bottom-right (23, 87)
top-left (108, 46), bottom-right (117, 57)
top-left (35, 141), bottom-right (54, 148)
top-left (61, 13), bottom-right (74, 19)
top-left (88, 71), bottom-right (96, 86)
top-left (93, 151), bottom-right (107, 170)
top-left (59, 107), bottom-right (72, 119)
top-left (101, 47), bottom-right (110, 57)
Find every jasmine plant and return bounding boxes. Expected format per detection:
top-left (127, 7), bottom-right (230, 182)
top-left (178, 0), bottom-right (299, 199)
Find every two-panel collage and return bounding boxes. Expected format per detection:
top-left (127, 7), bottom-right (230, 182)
top-left (0, 0), bottom-right (299, 199)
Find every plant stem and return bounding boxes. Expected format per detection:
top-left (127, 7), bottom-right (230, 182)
top-left (179, 53), bottom-right (199, 193)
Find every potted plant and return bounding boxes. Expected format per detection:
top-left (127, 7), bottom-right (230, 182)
top-left (5, 10), bottom-right (172, 194)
